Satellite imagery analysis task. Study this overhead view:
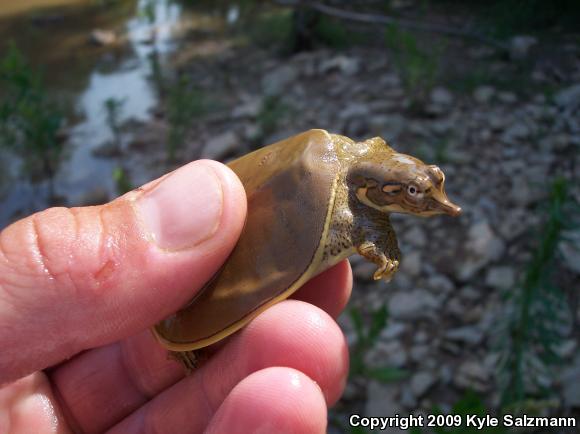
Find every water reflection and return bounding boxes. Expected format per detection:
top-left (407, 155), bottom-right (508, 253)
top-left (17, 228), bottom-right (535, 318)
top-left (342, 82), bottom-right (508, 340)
top-left (0, 0), bottom-right (185, 227)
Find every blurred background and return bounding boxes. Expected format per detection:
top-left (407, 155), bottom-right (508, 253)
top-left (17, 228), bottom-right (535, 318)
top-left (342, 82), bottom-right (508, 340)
top-left (0, 0), bottom-right (579, 432)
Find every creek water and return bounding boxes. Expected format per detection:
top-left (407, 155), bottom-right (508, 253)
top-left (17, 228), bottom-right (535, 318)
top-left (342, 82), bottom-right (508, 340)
top-left (0, 0), bottom-right (238, 227)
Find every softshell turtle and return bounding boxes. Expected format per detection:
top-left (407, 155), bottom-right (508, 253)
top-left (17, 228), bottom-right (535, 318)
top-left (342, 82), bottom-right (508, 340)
top-left (153, 129), bottom-right (461, 367)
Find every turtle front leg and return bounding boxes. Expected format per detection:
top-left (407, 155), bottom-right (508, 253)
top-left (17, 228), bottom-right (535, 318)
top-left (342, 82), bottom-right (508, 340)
top-left (352, 210), bottom-right (401, 282)
top-left (357, 241), bottom-right (400, 282)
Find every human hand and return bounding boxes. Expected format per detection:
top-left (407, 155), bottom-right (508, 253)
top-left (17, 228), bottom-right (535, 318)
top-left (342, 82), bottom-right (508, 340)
top-left (0, 160), bottom-right (351, 433)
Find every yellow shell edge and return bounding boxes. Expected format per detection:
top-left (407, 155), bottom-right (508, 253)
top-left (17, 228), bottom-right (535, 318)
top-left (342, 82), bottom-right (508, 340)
top-left (152, 171), bottom-right (341, 352)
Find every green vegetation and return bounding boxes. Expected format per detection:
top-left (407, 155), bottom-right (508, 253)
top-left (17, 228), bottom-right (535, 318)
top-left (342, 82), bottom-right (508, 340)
top-left (349, 304), bottom-right (408, 383)
top-left (310, 14), bottom-right (354, 49)
top-left (384, 25), bottom-right (441, 101)
top-left (249, 9), bottom-right (294, 51)
top-left (248, 7), bottom-right (364, 53)
top-left (112, 166), bottom-right (132, 195)
top-left (481, 0), bottom-right (580, 38)
top-left (253, 96), bottom-right (290, 147)
top-left (103, 97), bottom-right (132, 196)
top-left (330, 304), bottom-right (407, 434)
top-left (103, 97), bottom-right (126, 153)
top-left (496, 178), bottom-right (578, 409)
top-left (414, 391), bottom-right (508, 434)
top-left (166, 75), bottom-right (207, 161)
top-left (139, 0), bottom-right (157, 24)
top-left (0, 43), bottom-right (63, 198)
top-left (415, 137), bottom-right (450, 165)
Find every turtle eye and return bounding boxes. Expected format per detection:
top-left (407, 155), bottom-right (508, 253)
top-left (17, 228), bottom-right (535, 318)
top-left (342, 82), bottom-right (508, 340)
top-left (407, 185), bottom-right (419, 196)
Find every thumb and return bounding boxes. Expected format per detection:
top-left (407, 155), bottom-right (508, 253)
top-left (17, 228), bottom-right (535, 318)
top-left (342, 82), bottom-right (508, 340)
top-left (0, 160), bottom-right (246, 384)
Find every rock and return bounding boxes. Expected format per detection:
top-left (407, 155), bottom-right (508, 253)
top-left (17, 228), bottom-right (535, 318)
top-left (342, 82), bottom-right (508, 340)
top-left (425, 273), bottom-right (455, 294)
top-left (344, 117), bottom-right (370, 138)
top-left (554, 84), bottom-right (580, 109)
top-left (380, 73), bottom-right (402, 87)
top-left (488, 112), bottom-right (507, 131)
top-left (431, 118), bottom-right (453, 135)
top-left (410, 345), bottom-right (429, 362)
top-left (79, 187), bottom-right (109, 206)
top-left (497, 209), bottom-right (529, 241)
top-left (555, 339), bottom-right (577, 359)
top-left (444, 326), bottom-right (484, 346)
top-left (410, 371), bottom-right (437, 398)
top-left (456, 221), bottom-right (505, 281)
top-left (262, 65), bottom-right (298, 96)
top-left (90, 29), bottom-right (116, 46)
top-left (473, 86), bottom-right (495, 104)
top-left (455, 360), bottom-right (491, 392)
top-left (509, 35), bottom-right (537, 60)
top-left (430, 87), bottom-right (454, 106)
top-left (559, 230), bottom-right (580, 274)
top-left (338, 102), bottom-right (371, 120)
top-left (201, 131), bottom-right (239, 160)
top-left (353, 261), bottom-right (377, 281)
top-left (560, 354), bottom-right (580, 407)
top-left (400, 251), bottom-right (422, 277)
top-left (544, 133), bottom-right (572, 152)
top-left (92, 141), bottom-right (121, 158)
top-left (380, 322), bottom-right (407, 340)
top-left (459, 285), bottom-right (481, 301)
top-left (388, 289), bottom-right (441, 321)
top-left (403, 226), bottom-right (427, 247)
top-left (319, 55), bottom-right (360, 76)
top-left (414, 330), bottom-right (429, 344)
top-left (231, 98), bottom-right (261, 119)
top-left (241, 123), bottom-right (260, 141)
top-left (501, 121), bottom-right (531, 142)
top-left (427, 87), bottom-right (454, 115)
top-left (508, 175), bottom-right (536, 207)
top-left (399, 385), bottom-right (417, 409)
top-left (365, 382), bottom-right (403, 432)
top-left (381, 114), bottom-right (408, 141)
top-left (497, 91), bottom-right (518, 104)
top-left (365, 340), bottom-right (408, 368)
top-left (485, 266), bottom-right (516, 290)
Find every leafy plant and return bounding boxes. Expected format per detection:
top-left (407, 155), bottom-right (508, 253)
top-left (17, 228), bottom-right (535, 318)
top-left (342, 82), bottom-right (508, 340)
top-left (112, 166), bottom-right (132, 195)
top-left (495, 178), bottom-right (578, 409)
top-left (0, 43), bottom-right (64, 198)
top-left (384, 25), bottom-right (441, 100)
top-left (349, 304), bottom-right (408, 383)
top-left (253, 96), bottom-right (290, 146)
top-left (481, 0), bottom-right (580, 38)
top-left (139, 0), bottom-right (157, 24)
top-left (103, 97), bottom-right (126, 152)
top-left (311, 14), bottom-right (354, 49)
top-left (248, 9), bottom-right (294, 51)
top-left (166, 75), bottom-right (207, 161)
top-left (413, 391), bottom-right (507, 434)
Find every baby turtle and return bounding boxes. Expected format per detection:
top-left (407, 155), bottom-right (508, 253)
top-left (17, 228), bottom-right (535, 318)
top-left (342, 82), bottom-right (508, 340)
top-left (153, 129), bottom-right (461, 368)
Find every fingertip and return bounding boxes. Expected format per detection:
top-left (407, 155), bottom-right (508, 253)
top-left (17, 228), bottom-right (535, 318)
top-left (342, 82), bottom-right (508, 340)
top-left (198, 160), bottom-right (247, 234)
top-left (293, 259), bottom-right (353, 318)
top-left (223, 299), bottom-right (349, 406)
top-left (205, 367), bottom-right (327, 434)
top-left (132, 159), bottom-right (246, 251)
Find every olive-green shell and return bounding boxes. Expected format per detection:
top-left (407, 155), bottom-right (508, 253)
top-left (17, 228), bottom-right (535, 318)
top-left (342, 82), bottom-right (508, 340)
top-left (153, 129), bottom-right (341, 350)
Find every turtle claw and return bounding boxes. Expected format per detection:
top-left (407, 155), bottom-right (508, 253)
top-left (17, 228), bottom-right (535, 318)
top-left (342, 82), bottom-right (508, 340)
top-left (373, 259), bottom-right (399, 282)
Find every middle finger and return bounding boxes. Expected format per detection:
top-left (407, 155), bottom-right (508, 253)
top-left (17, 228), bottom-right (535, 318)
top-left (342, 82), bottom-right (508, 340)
top-left (49, 261), bottom-right (352, 433)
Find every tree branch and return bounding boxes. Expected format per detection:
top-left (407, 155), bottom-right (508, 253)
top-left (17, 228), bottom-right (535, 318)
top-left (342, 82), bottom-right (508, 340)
top-left (275, 0), bottom-right (508, 52)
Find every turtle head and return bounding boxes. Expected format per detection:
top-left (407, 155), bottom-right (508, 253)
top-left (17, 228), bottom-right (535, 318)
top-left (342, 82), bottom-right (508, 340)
top-left (347, 151), bottom-right (462, 217)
